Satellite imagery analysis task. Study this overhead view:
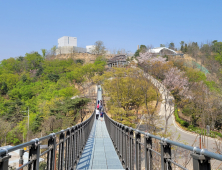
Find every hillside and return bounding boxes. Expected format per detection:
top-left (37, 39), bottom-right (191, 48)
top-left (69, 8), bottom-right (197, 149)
top-left (0, 52), bottom-right (106, 146)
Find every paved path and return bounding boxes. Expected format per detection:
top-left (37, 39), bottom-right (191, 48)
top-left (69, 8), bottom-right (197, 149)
top-left (145, 73), bottom-right (222, 169)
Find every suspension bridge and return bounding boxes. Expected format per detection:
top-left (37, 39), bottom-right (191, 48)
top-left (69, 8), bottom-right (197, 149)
top-left (0, 86), bottom-right (222, 170)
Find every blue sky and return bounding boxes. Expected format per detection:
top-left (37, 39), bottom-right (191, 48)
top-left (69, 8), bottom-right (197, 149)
top-left (0, 0), bottom-right (222, 60)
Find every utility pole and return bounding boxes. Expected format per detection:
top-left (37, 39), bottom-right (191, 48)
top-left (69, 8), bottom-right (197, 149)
top-left (199, 134), bottom-right (201, 149)
top-left (22, 107), bottom-right (29, 142)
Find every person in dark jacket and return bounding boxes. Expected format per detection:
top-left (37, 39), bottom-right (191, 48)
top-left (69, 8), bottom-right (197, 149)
top-left (100, 111), bottom-right (104, 121)
top-left (99, 104), bottom-right (102, 112)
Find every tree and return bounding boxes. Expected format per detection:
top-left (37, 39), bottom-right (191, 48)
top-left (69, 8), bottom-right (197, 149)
top-left (184, 43), bottom-right (188, 53)
top-left (169, 42), bottom-right (175, 50)
top-left (180, 41), bottom-right (184, 52)
top-left (163, 67), bottom-right (189, 99)
top-left (24, 52), bottom-right (43, 70)
top-left (187, 42), bottom-right (200, 64)
top-left (160, 44), bottom-right (165, 47)
top-left (0, 119), bottom-right (11, 146)
top-left (139, 45), bottom-right (147, 53)
top-left (41, 49), bottom-right (47, 59)
top-left (134, 45), bottom-right (148, 57)
top-left (94, 67), bottom-right (159, 129)
top-left (92, 41), bottom-right (106, 55)
top-left (51, 45), bottom-right (57, 56)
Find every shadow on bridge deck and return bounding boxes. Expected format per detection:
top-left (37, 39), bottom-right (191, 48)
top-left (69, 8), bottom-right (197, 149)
top-left (76, 117), bottom-right (124, 170)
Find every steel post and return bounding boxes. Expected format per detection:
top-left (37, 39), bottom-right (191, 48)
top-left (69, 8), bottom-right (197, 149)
top-left (0, 149), bottom-right (11, 170)
top-left (145, 135), bottom-right (152, 170)
top-left (47, 134), bottom-right (56, 170)
top-left (125, 126), bottom-right (129, 169)
top-left (65, 129), bottom-right (71, 170)
top-left (129, 129), bottom-right (134, 170)
top-left (119, 124), bottom-right (122, 159)
top-left (191, 153), bottom-right (211, 170)
top-left (117, 124), bottom-right (120, 156)
top-left (135, 131), bottom-right (141, 170)
top-left (28, 139), bottom-right (40, 170)
top-left (19, 149), bottom-right (24, 170)
top-left (58, 131), bottom-right (65, 170)
top-left (71, 128), bottom-right (75, 168)
top-left (160, 140), bottom-right (172, 170)
top-left (122, 125), bottom-right (125, 164)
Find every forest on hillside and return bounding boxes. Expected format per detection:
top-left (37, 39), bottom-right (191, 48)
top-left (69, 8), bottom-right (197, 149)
top-left (0, 52), bottom-right (106, 146)
top-left (136, 41), bottom-right (222, 138)
top-left (94, 67), bottom-right (160, 130)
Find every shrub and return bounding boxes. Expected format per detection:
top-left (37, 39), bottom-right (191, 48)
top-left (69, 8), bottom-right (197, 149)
top-left (175, 107), bottom-right (189, 127)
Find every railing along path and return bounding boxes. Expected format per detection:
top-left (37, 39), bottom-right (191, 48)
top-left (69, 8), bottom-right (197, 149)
top-left (104, 113), bottom-right (222, 170)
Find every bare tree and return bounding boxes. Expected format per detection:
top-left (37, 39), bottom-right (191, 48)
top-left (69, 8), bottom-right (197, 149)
top-left (92, 41), bottom-right (106, 56)
top-left (0, 119), bottom-right (11, 146)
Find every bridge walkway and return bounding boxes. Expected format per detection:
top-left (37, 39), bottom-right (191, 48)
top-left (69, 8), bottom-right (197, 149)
top-left (76, 86), bottom-right (124, 169)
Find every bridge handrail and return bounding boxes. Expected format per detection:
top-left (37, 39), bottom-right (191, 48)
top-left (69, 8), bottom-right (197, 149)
top-left (0, 108), bottom-right (96, 170)
top-left (104, 112), bottom-right (222, 170)
top-left (0, 111), bottom-right (95, 155)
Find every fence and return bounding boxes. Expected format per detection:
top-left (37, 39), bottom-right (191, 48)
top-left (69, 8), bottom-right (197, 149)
top-left (104, 113), bottom-right (222, 170)
top-left (0, 111), bottom-right (95, 170)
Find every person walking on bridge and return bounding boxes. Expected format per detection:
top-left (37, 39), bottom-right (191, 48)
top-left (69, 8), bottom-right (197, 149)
top-left (97, 103), bottom-right (100, 110)
top-left (96, 108), bottom-right (100, 120)
top-left (100, 111), bottom-right (104, 121)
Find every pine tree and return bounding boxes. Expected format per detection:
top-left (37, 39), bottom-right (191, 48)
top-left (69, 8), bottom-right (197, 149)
top-left (184, 44), bottom-right (188, 53)
top-left (181, 45), bottom-right (184, 52)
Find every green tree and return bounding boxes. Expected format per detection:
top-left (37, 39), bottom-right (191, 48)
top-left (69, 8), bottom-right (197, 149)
top-left (51, 46), bottom-right (57, 56)
top-left (184, 43), bottom-right (188, 53)
top-left (24, 52), bottom-right (43, 70)
top-left (160, 44), bottom-right (165, 47)
top-left (41, 49), bottom-right (47, 59)
top-left (180, 41), bottom-right (184, 52)
top-left (169, 42), bottom-right (175, 50)
top-left (48, 74), bottom-right (60, 82)
top-left (134, 45), bottom-right (147, 57)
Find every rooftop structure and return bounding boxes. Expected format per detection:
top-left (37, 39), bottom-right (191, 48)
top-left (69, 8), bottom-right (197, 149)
top-left (149, 47), bottom-right (183, 57)
top-left (107, 54), bottom-right (128, 67)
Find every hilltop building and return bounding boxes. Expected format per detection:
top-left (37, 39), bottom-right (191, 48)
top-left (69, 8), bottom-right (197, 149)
top-left (149, 47), bottom-right (183, 57)
top-left (58, 36), bottom-right (77, 47)
top-left (107, 54), bottom-right (128, 67)
top-left (56, 36), bottom-right (95, 55)
top-left (86, 45), bottom-right (96, 53)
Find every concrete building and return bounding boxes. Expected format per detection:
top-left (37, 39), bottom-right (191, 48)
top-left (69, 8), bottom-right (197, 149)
top-left (58, 36), bottom-right (77, 47)
top-left (56, 36), bottom-right (96, 55)
top-left (86, 45), bottom-right (95, 53)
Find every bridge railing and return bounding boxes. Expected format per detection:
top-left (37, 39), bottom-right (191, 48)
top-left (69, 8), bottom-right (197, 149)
top-left (104, 113), bottom-right (222, 170)
top-left (0, 111), bottom-right (95, 170)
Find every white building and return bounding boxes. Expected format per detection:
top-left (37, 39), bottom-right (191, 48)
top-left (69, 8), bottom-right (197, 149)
top-left (56, 36), bottom-right (95, 55)
top-left (86, 45), bottom-right (95, 53)
top-left (58, 36), bottom-right (77, 47)
top-left (148, 47), bottom-right (183, 57)
top-left (148, 47), bottom-right (177, 55)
